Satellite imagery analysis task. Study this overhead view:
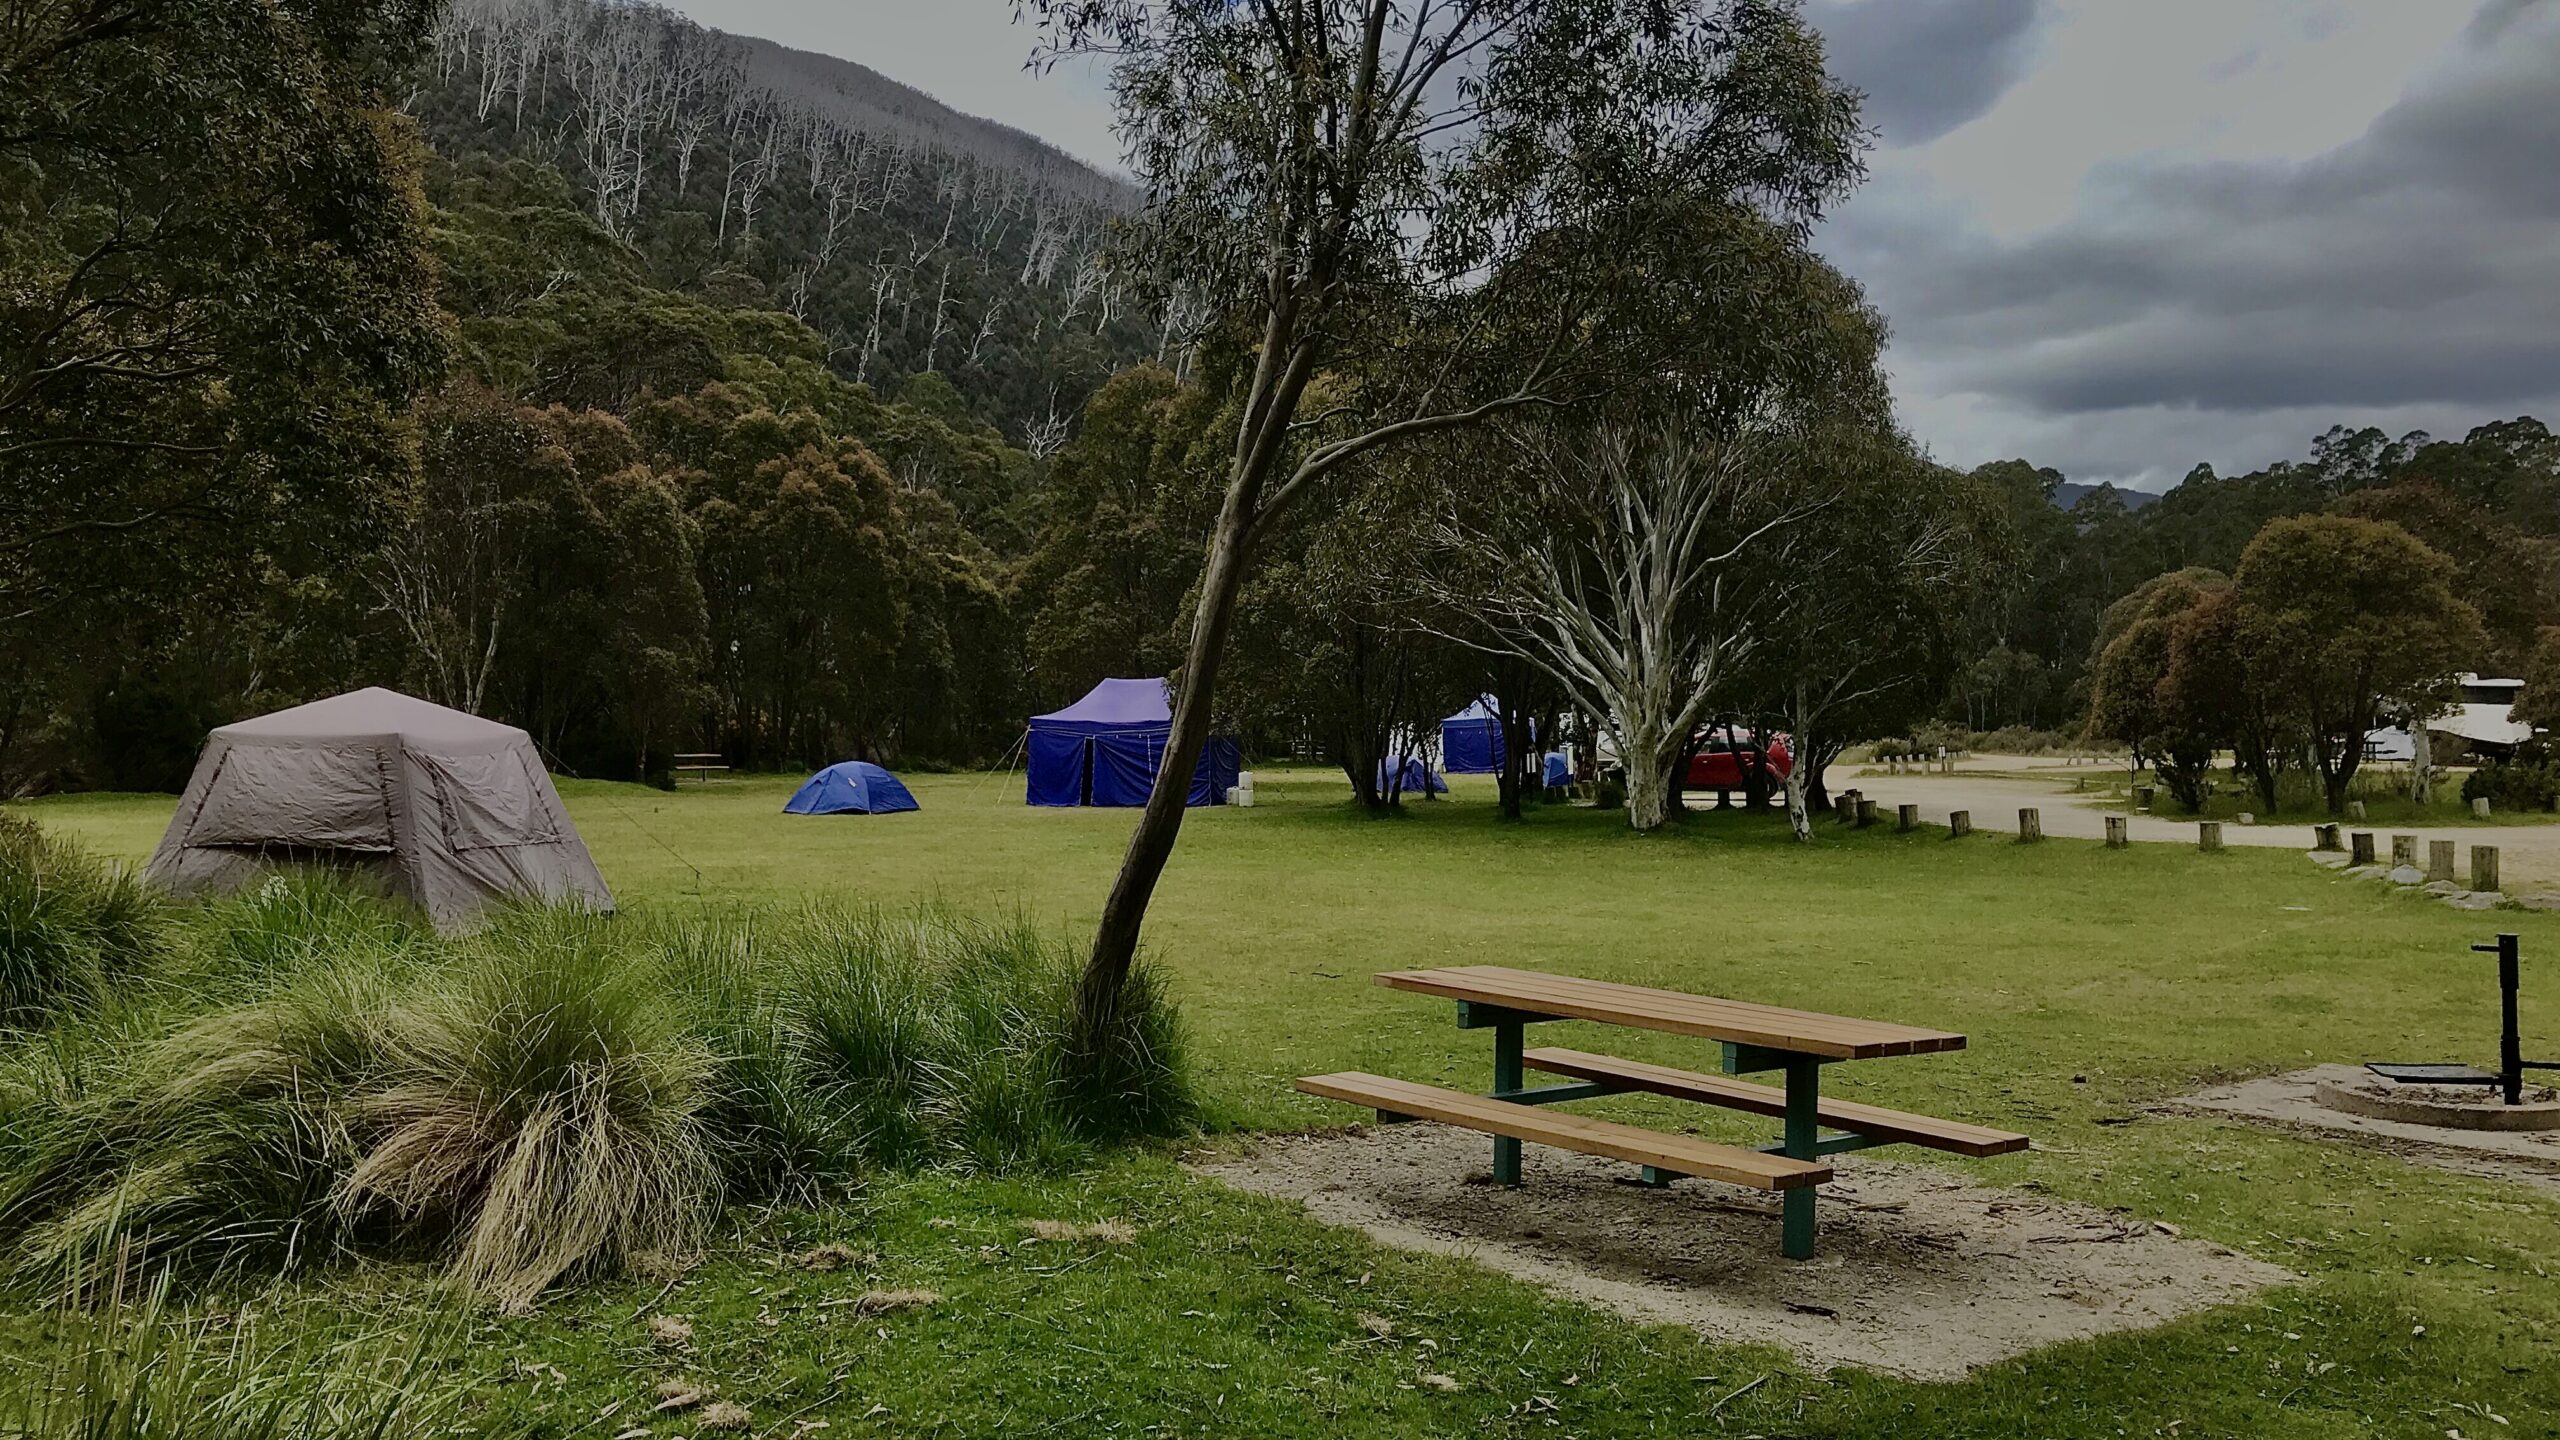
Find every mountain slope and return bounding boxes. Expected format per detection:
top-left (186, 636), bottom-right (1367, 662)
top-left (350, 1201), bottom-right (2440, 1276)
top-left (411, 0), bottom-right (1163, 441)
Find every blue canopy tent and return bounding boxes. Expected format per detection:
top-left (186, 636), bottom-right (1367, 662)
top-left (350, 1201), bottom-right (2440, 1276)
top-left (784, 761), bottom-right (919, 815)
top-left (1543, 751), bottom-right (1572, 788)
top-left (1027, 677), bottom-right (1239, 808)
top-left (1440, 698), bottom-right (1503, 774)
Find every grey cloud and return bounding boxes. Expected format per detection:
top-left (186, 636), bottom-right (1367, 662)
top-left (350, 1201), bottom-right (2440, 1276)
top-left (1804, 0), bottom-right (2045, 147)
top-left (1823, 2), bottom-right (2560, 485)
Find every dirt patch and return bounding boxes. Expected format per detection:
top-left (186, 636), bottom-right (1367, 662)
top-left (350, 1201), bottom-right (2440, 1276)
top-left (2174, 1065), bottom-right (2560, 1196)
top-left (1192, 1127), bottom-right (2288, 1380)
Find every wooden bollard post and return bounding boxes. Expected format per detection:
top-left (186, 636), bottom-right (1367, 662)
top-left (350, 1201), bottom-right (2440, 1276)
top-left (1950, 809), bottom-right (1972, 838)
top-left (2313, 824), bottom-right (2341, 851)
top-left (2472, 845), bottom-right (2501, 893)
top-left (2134, 785), bottom-right (2156, 813)
top-left (1897, 803), bottom-right (1919, 833)
top-left (2347, 799), bottom-right (2367, 821)
top-left (2018, 807), bottom-right (2042, 842)
top-left (2198, 821), bottom-right (2224, 852)
top-left (2473, 796), bottom-right (2493, 819)
top-left (2427, 840), bottom-right (2456, 884)
top-left (1856, 798), bottom-right (1878, 828)
top-left (2105, 815), bottom-right (2128, 848)
top-left (2350, 831), bottom-right (2376, 865)
top-left (2391, 834), bottom-right (2418, 870)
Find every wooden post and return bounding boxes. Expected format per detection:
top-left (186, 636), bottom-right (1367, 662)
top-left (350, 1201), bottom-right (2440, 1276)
top-left (2347, 799), bottom-right (2367, 821)
top-left (1950, 809), bottom-right (1972, 838)
top-left (2472, 845), bottom-right (2501, 893)
top-left (2134, 786), bottom-right (2155, 813)
top-left (2105, 815), bottom-right (2128, 848)
top-left (2350, 831), bottom-right (2376, 865)
top-left (2473, 796), bottom-right (2493, 819)
top-left (1855, 798), bottom-right (1878, 828)
top-left (2198, 821), bottom-right (2224, 852)
top-left (2313, 824), bottom-right (2341, 851)
top-left (2018, 808), bottom-right (2042, 842)
top-left (2428, 840), bottom-right (2456, 884)
top-left (1897, 802), bottom-right (1919, 833)
top-left (2391, 834), bottom-right (2418, 870)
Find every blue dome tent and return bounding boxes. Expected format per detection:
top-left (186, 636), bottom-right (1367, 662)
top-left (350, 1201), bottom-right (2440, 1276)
top-left (1027, 677), bottom-right (1239, 808)
top-left (1440, 698), bottom-right (1504, 774)
top-left (784, 761), bottom-right (920, 815)
top-left (1378, 754), bottom-right (1448, 795)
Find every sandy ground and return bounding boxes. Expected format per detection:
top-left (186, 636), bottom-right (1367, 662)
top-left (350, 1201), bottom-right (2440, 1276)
top-left (2174, 1065), bottom-right (2560, 1198)
top-left (1838, 755), bottom-right (2560, 897)
top-left (1193, 1126), bottom-right (2288, 1381)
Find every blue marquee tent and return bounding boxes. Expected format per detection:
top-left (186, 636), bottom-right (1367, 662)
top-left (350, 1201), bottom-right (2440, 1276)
top-left (1027, 677), bottom-right (1239, 808)
top-left (784, 761), bottom-right (920, 815)
top-left (1440, 698), bottom-right (1502, 774)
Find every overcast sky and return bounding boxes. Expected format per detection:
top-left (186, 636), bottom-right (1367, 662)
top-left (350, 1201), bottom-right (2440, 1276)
top-left (669, 0), bottom-right (2560, 492)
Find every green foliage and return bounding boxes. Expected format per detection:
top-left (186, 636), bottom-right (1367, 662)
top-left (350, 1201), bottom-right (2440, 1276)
top-left (0, 817), bottom-right (164, 1029)
top-left (0, 0), bottom-right (447, 669)
top-left (2233, 514), bottom-right (2488, 813)
top-left (2462, 757), bottom-right (2560, 813)
top-left (2511, 626), bottom-right (2560, 737)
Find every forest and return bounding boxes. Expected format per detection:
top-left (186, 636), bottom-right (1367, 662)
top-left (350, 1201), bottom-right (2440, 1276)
top-left (5, 0), bottom-right (2558, 819)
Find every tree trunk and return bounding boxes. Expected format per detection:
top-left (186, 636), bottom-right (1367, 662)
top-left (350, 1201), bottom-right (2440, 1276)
top-left (1784, 749), bottom-right (1812, 841)
top-left (1624, 753), bottom-right (1671, 831)
top-left (1076, 478), bottom-right (1258, 1027)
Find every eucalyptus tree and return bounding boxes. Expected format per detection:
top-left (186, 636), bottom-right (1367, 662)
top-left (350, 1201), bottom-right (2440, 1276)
top-left (1, 0), bottom-right (445, 656)
top-left (1741, 436), bottom-right (1999, 839)
top-left (1026, 0), bottom-right (1867, 1018)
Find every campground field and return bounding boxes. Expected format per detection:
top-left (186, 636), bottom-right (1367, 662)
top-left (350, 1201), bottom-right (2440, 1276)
top-left (10, 767), bottom-right (2560, 1436)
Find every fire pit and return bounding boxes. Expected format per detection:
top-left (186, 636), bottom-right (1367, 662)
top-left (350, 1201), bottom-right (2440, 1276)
top-left (2315, 1071), bottom-right (2560, 1132)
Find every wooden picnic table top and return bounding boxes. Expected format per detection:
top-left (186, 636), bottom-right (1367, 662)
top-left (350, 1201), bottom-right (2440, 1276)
top-left (1374, 965), bottom-right (1966, 1061)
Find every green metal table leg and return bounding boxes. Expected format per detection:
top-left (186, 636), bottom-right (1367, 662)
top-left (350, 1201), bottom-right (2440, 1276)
top-left (1492, 1019), bottom-right (1523, 1185)
top-left (1782, 1055), bottom-right (1819, 1258)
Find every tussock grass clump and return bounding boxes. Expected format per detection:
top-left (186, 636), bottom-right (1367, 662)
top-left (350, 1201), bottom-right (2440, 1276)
top-left (0, 815), bottom-right (165, 1028)
top-left (0, 896), bottom-right (1193, 1308)
top-left (676, 907), bottom-right (1197, 1194)
top-left (2, 916), bottom-right (718, 1310)
top-left (342, 912), bottom-right (718, 1310)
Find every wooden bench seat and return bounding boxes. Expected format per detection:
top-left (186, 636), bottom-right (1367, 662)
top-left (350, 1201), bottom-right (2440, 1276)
top-left (1295, 1072), bottom-right (1832, 1191)
top-left (1521, 1048), bottom-right (2030, 1158)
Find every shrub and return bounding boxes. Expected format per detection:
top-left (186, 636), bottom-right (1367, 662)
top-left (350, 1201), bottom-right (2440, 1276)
top-left (0, 815), bottom-right (166, 1029)
top-left (2463, 759), bottom-right (2560, 812)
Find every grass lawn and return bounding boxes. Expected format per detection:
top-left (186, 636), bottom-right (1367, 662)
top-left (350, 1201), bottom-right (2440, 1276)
top-left (9, 769), bottom-right (2560, 1436)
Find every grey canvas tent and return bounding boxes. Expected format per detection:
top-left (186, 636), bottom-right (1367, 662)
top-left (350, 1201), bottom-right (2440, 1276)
top-left (145, 688), bottom-right (613, 930)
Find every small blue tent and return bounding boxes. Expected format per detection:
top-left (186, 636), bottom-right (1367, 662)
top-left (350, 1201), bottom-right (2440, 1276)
top-left (1543, 751), bottom-right (1572, 788)
top-left (1440, 698), bottom-right (1503, 774)
top-left (1027, 677), bottom-right (1239, 808)
top-left (784, 761), bottom-right (920, 815)
top-left (1378, 754), bottom-right (1448, 796)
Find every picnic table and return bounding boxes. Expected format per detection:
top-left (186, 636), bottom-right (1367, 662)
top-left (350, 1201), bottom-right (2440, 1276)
top-left (1297, 965), bottom-right (2028, 1259)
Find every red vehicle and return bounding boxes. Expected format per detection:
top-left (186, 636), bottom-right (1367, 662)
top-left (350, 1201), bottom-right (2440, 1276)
top-left (1685, 729), bottom-right (1793, 789)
